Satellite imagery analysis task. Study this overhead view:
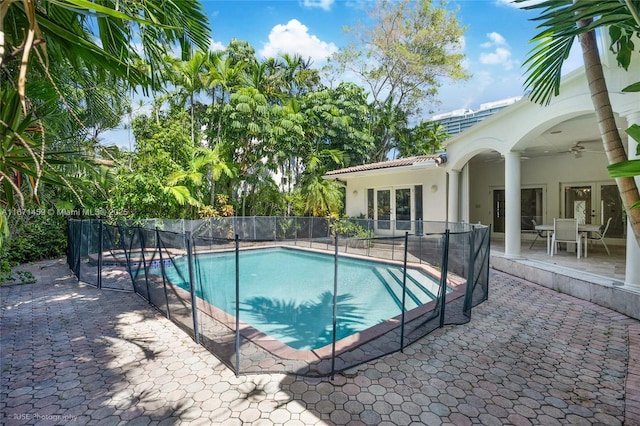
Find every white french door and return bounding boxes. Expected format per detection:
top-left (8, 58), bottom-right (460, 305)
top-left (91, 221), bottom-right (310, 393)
top-left (374, 187), bottom-right (414, 234)
top-left (561, 182), bottom-right (624, 238)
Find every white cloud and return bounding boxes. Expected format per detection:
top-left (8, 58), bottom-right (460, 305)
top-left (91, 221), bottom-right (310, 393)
top-left (302, 0), bottom-right (334, 11)
top-left (482, 32), bottom-right (507, 47)
top-left (210, 39), bottom-right (225, 52)
top-left (479, 32), bottom-right (517, 70)
top-left (480, 47), bottom-right (513, 68)
top-left (259, 19), bottom-right (338, 64)
top-left (496, 0), bottom-right (545, 8)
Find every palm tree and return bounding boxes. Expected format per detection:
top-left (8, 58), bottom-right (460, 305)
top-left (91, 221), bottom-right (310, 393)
top-left (2, 0), bottom-right (210, 107)
top-left (205, 52), bottom-right (247, 146)
top-left (299, 174), bottom-right (344, 217)
top-left (169, 51), bottom-right (208, 144)
top-left (518, 0), bottom-right (640, 244)
top-left (423, 122), bottom-right (449, 154)
top-left (164, 146), bottom-right (235, 216)
top-left (1, 1), bottom-right (210, 192)
top-left (280, 53), bottom-right (320, 97)
top-left (1, 0), bottom-right (210, 247)
top-left (370, 97), bottom-right (408, 162)
top-left (297, 149), bottom-right (345, 217)
top-left (398, 121), bottom-right (449, 157)
top-left (247, 60), bottom-right (281, 101)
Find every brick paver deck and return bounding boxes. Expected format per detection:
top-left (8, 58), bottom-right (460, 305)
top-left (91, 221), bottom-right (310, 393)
top-left (1, 258), bottom-right (638, 425)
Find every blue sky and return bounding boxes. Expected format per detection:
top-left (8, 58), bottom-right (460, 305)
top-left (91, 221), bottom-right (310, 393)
top-left (102, 0), bottom-right (584, 148)
top-left (203, 0), bottom-right (583, 113)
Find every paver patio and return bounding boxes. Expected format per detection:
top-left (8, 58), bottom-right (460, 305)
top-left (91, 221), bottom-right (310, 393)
top-left (1, 258), bottom-right (639, 425)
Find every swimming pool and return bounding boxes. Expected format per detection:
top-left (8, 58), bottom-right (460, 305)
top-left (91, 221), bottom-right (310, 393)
top-left (163, 247), bottom-right (446, 351)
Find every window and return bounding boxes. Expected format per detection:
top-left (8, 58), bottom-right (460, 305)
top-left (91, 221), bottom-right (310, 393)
top-left (493, 187), bottom-right (543, 232)
top-left (521, 188), bottom-right (544, 230)
top-left (414, 185), bottom-right (423, 221)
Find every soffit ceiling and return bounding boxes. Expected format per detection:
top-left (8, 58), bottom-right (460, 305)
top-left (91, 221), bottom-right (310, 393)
top-left (471, 113), bottom-right (628, 163)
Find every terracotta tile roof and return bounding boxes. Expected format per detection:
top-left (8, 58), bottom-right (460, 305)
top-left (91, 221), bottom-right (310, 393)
top-left (324, 155), bottom-right (441, 176)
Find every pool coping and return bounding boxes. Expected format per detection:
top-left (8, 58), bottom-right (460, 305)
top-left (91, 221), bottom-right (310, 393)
top-left (151, 244), bottom-right (468, 362)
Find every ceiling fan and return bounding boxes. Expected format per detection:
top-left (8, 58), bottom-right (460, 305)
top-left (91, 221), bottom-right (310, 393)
top-left (562, 141), bottom-right (602, 158)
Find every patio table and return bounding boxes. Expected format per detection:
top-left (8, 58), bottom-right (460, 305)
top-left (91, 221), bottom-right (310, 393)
top-left (535, 223), bottom-right (601, 257)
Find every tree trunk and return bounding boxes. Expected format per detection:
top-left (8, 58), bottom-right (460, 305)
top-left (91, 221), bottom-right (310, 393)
top-left (190, 93), bottom-right (195, 144)
top-left (578, 25), bottom-right (640, 244)
top-left (209, 166), bottom-right (215, 206)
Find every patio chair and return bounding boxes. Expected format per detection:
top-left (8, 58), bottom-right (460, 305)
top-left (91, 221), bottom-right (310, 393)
top-left (551, 218), bottom-right (581, 258)
top-left (529, 219), bottom-right (546, 249)
top-left (587, 217), bottom-right (612, 255)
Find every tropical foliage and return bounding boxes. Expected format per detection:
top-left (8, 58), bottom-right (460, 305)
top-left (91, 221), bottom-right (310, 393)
top-left (0, 0), bottom-right (210, 251)
top-left (124, 47), bottom-right (371, 219)
top-left (396, 122), bottom-right (449, 158)
top-left (326, 0), bottom-right (468, 161)
top-left (0, 0), bottom-right (467, 262)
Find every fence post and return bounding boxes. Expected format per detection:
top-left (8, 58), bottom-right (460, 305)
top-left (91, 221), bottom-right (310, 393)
top-left (185, 231), bottom-right (200, 345)
top-left (232, 216), bottom-right (237, 238)
top-left (139, 227), bottom-right (151, 303)
top-left (235, 234), bottom-right (241, 377)
top-left (439, 230), bottom-right (450, 329)
top-left (463, 226), bottom-right (476, 317)
top-left (400, 232), bottom-right (408, 352)
top-left (157, 228), bottom-right (171, 320)
top-left (77, 220), bottom-right (83, 282)
top-left (485, 225), bottom-right (492, 301)
top-left (391, 236), bottom-right (395, 261)
top-left (66, 219), bottom-right (71, 270)
top-left (366, 219), bottom-right (371, 257)
top-left (331, 234), bottom-right (339, 380)
top-left (118, 224), bottom-right (136, 290)
top-left (97, 220), bottom-right (103, 289)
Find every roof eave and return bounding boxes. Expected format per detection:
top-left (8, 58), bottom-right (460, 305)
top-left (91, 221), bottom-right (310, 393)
top-left (323, 160), bottom-right (441, 179)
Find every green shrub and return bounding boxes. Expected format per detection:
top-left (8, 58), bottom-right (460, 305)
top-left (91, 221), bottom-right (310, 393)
top-left (1, 209), bottom-right (67, 265)
top-left (331, 216), bottom-right (373, 238)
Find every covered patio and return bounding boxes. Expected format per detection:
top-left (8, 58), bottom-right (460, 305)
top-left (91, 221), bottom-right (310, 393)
top-left (491, 235), bottom-right (626, 284)
top-left (444, 34), bottom-right (640, 292)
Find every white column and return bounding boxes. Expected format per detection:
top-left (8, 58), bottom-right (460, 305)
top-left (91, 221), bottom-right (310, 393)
top-left (625, 111), bottom-right (640, 288)
top-left (505, 151), bottom-right (521, 257)
top-left (460, 165), bottom-right (470, 223)
top-left (448, 170), bottom-right (460, 223)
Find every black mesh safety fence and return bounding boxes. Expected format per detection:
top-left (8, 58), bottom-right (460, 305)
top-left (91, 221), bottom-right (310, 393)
top-left (67, 219), bottom-right (82, 277)
top-left (100, 223), bottom-right (136, 291)
top-left (68, 217), bottom-right (490, 378)
top-left (77, 219), bottom-right (99, 287)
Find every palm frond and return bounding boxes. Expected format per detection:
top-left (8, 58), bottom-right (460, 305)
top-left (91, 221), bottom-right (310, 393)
top-left (517, 0), bottom-right (635, 105)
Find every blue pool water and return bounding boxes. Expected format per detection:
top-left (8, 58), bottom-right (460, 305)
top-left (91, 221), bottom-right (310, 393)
top-left (164, 247), bottom-right (443, 350)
